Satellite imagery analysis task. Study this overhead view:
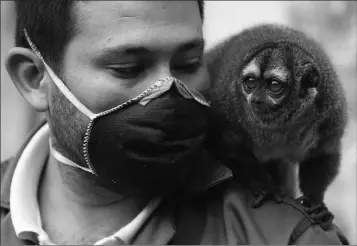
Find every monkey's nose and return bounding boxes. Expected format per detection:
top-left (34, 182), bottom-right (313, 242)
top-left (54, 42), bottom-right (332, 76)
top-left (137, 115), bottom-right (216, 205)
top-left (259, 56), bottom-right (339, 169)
top-left (251, 98), bottom-right (264, 105)
top-left (251, 98), bottom-right (271, 112)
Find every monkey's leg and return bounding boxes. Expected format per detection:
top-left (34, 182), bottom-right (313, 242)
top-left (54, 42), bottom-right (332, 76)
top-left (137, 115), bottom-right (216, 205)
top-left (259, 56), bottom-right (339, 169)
top-left (267, 160), bottom-right (285, 188)
top-left (298, 152), bottom-right (340, 230)
top-left (268, 160), bottom-right (299, 198)
top-left (298, 152), bottom-right (340, 205)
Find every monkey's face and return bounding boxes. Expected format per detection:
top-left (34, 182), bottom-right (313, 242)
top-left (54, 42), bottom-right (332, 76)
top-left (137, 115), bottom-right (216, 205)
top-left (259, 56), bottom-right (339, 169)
top-left (240, 44), bottom-right (319, 127)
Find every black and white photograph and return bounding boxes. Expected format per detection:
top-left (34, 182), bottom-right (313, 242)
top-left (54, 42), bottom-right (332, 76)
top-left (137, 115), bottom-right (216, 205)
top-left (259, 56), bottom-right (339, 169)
top-left (1, 1), bottom-right (356, 245)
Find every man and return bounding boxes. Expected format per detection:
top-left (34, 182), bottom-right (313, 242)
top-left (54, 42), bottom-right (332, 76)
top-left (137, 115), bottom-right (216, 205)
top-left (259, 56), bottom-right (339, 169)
top-left (1, 1), bottom-right (349, 245)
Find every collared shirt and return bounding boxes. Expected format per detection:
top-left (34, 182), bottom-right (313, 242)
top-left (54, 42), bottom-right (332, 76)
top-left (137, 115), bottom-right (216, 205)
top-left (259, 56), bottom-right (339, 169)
top-left (9, 123), bottom-right (163, 245)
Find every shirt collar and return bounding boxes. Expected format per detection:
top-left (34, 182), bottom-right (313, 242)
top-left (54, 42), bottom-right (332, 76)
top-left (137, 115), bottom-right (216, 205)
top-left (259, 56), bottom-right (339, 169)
top-left (9, 123), bottom-right (51, 244)
top-left (1, 120), bottom-right (233, 206)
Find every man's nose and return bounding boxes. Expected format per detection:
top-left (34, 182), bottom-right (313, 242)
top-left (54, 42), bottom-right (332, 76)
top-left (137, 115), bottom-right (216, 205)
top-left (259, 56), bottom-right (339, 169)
top-left (153, 64), bottom-right (173, 81)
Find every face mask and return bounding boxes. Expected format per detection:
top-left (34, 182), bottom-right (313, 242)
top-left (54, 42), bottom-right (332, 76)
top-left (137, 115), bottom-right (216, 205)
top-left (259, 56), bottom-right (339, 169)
top-left (24, 29), bottom-right (210, 196)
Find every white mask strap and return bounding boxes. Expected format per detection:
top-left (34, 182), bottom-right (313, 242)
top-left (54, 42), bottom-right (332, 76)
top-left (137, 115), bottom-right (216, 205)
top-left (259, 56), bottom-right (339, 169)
top-left (49, 138), bottom-right (95, 175)
top-left (23, 29), bottom-right (96, 120)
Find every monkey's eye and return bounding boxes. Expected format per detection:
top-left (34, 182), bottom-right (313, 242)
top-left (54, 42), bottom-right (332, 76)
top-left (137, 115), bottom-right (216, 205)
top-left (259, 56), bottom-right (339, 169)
top-left (268, 80), bottom-right (283, 93)
top-left (243, 76), bottom-right (259, 90)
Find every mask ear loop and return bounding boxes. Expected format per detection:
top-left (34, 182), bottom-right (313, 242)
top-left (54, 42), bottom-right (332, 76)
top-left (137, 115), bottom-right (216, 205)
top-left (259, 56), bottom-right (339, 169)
top-left (23, 29), bottom-right (99, 175)
top-left (23, 29), bottom-right (96, 120)
top-left (49, 138), bottom-right (96, 174)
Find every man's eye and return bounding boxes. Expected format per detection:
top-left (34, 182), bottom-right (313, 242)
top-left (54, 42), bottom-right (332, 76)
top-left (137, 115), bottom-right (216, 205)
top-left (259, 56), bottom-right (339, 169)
top-left (107, 64), bottom-right (144, 79)
top-left (173, 58), bottom-right (202, 73)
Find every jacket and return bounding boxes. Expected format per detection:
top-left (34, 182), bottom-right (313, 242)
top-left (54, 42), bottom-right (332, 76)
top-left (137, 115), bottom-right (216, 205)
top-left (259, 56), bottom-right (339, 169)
top-left (1, 121), bottom-right (350, 245)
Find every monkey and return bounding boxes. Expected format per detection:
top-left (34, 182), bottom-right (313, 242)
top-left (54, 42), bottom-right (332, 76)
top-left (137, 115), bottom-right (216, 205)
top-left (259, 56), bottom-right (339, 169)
top-left (204, 24), bottom-right (348, 209)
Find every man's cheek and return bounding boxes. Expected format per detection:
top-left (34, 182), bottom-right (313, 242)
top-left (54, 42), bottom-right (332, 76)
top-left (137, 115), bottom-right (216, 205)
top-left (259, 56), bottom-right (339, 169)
top-left (49, 90), bottom-right (87, 165)
top-left (62, 68), bottom-right (125, 113)
top-left (183, 65), bottom-right (210, 95)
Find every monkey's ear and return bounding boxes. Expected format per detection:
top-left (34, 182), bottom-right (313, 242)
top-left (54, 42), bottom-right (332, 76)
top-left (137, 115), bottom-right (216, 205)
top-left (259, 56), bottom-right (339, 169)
top-left (299, 65), bottom-right (319, 97)
top-left (301, 65), bottom-right (319, 88)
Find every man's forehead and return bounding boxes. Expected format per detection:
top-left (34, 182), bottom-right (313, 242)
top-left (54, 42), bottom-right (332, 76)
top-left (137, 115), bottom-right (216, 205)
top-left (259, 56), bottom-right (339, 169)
top-left (72, 1), bottom-right (202, 51)
top-left (76, 1), bottom-right (187, 20)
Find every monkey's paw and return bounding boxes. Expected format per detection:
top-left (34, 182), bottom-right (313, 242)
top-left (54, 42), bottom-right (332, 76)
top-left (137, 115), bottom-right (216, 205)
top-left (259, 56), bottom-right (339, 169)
top-left (296, 196), bottom-right (334, 231)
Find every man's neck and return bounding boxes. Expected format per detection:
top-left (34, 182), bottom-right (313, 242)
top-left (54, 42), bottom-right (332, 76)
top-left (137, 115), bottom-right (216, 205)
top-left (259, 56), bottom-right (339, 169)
top-left (38, 154), bottom-right (150, 245)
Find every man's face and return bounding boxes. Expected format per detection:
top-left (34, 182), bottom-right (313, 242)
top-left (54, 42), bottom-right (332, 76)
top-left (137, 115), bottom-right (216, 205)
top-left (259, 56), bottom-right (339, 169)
top-left (49, 1), bottom-right (207, 167)
top-left (60, 1), bottom-right (206, 113)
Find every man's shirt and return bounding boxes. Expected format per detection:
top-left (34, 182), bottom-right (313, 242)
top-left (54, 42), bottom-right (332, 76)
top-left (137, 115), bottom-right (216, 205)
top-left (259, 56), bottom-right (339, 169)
top-left (1, 121), bottom-right (350, 245)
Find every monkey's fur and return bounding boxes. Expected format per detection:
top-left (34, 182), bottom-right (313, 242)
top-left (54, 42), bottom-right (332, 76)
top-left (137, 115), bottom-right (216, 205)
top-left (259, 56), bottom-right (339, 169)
top-left (205, 24), bottom-right (348, 206)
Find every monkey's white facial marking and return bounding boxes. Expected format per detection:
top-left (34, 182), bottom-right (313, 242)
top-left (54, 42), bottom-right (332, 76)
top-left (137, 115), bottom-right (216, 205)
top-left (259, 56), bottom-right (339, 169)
top-left (267, 96), bottom-right (281, 105)
top-left (242, 58), bottom-right (260, 78)
top-left (247, 93), bottom-right (254, 104)
top-left (241, 58), bottom-right (260, 100)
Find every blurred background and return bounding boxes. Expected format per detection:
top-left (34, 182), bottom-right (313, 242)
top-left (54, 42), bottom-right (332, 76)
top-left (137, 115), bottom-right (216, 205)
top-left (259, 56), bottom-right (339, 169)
top-left (1, 1), bottom-right (356, 243)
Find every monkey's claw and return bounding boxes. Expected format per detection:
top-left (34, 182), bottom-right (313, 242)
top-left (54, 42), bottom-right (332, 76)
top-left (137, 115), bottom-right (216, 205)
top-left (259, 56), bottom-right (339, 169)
top-left (251, 191), bottom-right (269, 208)
top-left (250, 185), bottom-right (285, 209)
top-left (308, 203), bottom-right (334, 230)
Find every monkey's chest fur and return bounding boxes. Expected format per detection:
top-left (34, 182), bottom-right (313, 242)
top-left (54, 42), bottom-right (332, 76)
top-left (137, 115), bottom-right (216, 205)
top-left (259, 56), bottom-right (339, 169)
top-left (222, 119), bottom-right (320, 164)
top-left (246, 123), bottom-right (319, 163)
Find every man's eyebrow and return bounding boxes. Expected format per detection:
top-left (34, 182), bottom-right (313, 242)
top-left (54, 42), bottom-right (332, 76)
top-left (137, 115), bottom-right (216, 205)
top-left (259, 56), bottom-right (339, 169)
top-left (176, 38), bottom-right (205, 52)
top-left (97, 45), bottom-right (150, 59)
top-left (97, 38), bottom-right (205, 59)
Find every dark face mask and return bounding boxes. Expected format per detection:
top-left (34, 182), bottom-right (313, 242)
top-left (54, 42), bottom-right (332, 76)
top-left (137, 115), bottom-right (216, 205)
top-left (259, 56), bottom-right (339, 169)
top-left (48, 76), bottom-right (209, 196)
top-left (86, 78), bottom-right (210, 195)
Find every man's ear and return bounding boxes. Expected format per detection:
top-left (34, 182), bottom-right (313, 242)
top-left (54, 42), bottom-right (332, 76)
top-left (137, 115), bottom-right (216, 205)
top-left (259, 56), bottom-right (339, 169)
top-left (5, 47), bottom-right (50, 112)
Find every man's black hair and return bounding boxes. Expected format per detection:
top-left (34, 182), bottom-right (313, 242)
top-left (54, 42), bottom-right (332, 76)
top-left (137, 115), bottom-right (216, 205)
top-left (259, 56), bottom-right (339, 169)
top-left (14, 0), bottom-right (205, 75)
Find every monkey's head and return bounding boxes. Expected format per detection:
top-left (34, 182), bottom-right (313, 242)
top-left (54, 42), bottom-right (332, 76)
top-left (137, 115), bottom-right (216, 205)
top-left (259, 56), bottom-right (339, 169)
top-left (207, 24), bottom-right (344, 131)
top-left (240, 42), bottom-right (320, 127)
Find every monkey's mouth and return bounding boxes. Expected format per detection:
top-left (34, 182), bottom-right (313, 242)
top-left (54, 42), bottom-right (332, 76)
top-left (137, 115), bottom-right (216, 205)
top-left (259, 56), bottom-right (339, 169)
top-left (252, 103), bottom-right (279, 114)
top-left (250, 105), bottom-right (284, 126)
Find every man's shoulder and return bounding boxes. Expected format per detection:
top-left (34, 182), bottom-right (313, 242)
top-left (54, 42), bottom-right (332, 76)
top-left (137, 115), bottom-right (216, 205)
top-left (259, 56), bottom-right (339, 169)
top-left (1, 158), bottom-right (13, 180)
top-left (173, 180), bottom-right (350, 245)
top-left (1, 158), bottom-right (15, 210)
top-left (1, 158), bottom-right (16, 245)
top-left (222, 181), bottom-right (349, 244)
